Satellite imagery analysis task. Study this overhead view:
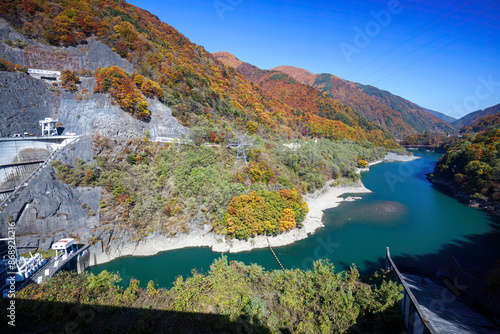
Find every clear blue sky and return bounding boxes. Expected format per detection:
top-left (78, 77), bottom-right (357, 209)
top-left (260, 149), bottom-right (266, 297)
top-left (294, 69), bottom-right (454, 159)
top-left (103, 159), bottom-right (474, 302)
top-left (129, 0), bottom-right (499, 119)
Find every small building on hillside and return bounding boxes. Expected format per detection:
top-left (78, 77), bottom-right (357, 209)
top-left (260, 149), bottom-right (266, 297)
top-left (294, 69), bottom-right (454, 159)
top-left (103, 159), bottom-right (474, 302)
top-left (27, 68), bottom-right (61, 81)
top-left (52, 238), bottom-right (78, 257)
top-left (39, 118), bottom-right (58, 136)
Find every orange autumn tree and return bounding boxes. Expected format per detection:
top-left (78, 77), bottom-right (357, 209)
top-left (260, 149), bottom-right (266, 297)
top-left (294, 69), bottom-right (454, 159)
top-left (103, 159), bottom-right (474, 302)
top-left (278, 208), bottom-right (296, 232)
top-left (94, 66), bottom-right (150, 120)
top-left (234, 160), bottom-right (276, 185)
top-left (141, 79), bottom-right (163, 99)
top-left (221, 188), bottom-right (308, 239)
top-left (60, 70), bottom-right (79, 91)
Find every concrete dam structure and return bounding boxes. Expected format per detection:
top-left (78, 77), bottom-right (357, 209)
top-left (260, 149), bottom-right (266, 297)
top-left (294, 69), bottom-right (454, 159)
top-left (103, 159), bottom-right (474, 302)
top-left (0, 136), bottom-right (78, 202)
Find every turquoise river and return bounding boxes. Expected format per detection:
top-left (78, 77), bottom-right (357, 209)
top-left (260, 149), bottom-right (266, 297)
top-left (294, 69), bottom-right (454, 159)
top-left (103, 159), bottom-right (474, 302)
top-left (89, 151), bottom-right (500, 287)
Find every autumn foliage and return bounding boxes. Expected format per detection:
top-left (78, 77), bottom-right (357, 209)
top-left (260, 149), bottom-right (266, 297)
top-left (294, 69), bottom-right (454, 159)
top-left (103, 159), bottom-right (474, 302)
top-left (234, 160), bottom-right (277, 185)
top-left (222, 188), bottom-right (308, 239)
top-left (432, 125), bottom-right (500, 202)
top-left (94, 66), bottom-right (150, 120)
top-left (0, 0), bottom-right (401, 147)
top-left (60, 70), bottom-right (79, 91)
top-left (0, 58), bottom-right (24, 72)
top-left (357, 159), bottom-right (369, 168)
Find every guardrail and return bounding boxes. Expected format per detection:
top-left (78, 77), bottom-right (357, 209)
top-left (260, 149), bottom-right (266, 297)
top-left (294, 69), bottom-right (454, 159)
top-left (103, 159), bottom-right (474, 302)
top-left (0, 135), bottom-right (79, 142)
top-left (386, 247), bottom-right (435, 334)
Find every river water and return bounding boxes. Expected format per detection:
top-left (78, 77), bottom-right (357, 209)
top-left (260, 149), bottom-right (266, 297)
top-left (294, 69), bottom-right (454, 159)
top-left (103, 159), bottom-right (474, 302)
top-left (89, 151), bottom-right (500, 287)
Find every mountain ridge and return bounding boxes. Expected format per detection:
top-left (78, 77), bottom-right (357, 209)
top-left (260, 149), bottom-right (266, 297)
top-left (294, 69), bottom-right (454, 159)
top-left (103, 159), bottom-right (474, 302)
top-left (267, 63), bottom-right (457, 137)
top-left (214, 51), bottom-right (396, 145)
top-left (453, 103), bottom-right (500, 129)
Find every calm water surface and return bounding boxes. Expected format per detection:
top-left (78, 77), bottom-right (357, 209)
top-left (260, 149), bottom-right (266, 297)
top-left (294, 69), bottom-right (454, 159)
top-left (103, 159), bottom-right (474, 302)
top-left (89, 151), bottom-right (500, 287)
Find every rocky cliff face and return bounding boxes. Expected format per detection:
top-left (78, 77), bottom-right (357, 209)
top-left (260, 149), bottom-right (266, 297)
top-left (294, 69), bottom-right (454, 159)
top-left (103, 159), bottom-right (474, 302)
top-left (0, 72), bottom-right (57, 136)
top-left (0, 17), bottom-right (188, 255)
top-left (0, 136), bottom-right (100, 250)
top-left (57, 78), bottom-right (188, 139)
top-left (0, 18), bottom-right (133, 72)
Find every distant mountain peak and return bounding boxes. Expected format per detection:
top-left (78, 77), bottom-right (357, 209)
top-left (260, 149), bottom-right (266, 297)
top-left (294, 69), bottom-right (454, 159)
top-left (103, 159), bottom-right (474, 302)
top-left (271, 65), bottom-right (316, 86)
top-left (273, 64), bottom-right (456, 136)
top-left (454, 103), bottom-right (500, 129)
top-left (213, 51), bottom-right (243, 68)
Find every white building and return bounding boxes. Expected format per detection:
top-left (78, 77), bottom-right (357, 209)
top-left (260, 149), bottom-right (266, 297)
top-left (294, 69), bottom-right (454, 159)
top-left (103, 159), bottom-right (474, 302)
top-left (27, 68), bottom-right (61, 80)
top-left (39, 118), bottom-right (58, 136)
top-left (52, 238), bottom-right (77, 257)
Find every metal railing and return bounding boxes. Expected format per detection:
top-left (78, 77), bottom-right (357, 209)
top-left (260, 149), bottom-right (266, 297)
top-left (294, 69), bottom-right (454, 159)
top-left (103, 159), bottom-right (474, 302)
top-left (386, 247), bottom-right (435, 334)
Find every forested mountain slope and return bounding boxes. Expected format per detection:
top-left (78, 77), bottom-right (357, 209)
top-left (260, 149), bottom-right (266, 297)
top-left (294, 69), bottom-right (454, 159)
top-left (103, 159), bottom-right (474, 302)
top-left (214, 52), bottom-right (396, 145)
top-left (272, 65), bottom-right (457, 137)
top-left (460, 110), bottom-right (500, 134)
top-left (453, 103), bottom-right (500, 129)
top-left (422, 107), bottom-right (457, 123)
top-left (430, 110), bottom-right (500, 214)
top-left (0, 0), bottom-right (397, 146)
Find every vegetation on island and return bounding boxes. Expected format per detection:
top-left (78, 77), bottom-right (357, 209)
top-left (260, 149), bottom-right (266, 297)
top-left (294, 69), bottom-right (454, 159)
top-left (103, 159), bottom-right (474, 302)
top-left (431, 125), bottom-right (500, 202)
top-left (15, 257), bottom-right (404, 333)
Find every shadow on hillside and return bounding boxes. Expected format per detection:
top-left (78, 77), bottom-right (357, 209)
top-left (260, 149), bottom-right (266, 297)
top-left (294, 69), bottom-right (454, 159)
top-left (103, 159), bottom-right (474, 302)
top-left (1, 298), bottom-right (275, 334)
top-left (356, 214), bottom-right (500, 278)
top-left (1, 297), bottom-right (408, 334)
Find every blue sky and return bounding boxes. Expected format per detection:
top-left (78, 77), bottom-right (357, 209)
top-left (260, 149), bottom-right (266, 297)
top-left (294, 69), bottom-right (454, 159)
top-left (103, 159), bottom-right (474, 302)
top-left (129, 0), bottom-right (499, 119)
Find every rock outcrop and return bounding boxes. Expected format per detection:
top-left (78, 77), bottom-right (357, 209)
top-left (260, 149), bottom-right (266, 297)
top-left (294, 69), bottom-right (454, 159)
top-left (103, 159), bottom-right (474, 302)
top-left (0, 18), bottom-right (132, 72)
top-left (0, 72), bottom-right (57, 136)
top-left (57, 78), bottom-right (189, 139)
top-left (0, 136), bottom-right (100, 250)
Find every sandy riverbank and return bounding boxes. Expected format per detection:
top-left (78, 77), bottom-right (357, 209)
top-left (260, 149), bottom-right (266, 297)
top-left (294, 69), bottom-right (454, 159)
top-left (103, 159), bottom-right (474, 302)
top-left (93, 180), bottom-right (371, 264)
top-left (92, 153), bottom-right (418, 265)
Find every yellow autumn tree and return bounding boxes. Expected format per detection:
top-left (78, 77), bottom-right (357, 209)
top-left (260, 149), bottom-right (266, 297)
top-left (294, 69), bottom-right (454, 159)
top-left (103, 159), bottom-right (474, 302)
top-left (279, 208), bottom-right (296, 232)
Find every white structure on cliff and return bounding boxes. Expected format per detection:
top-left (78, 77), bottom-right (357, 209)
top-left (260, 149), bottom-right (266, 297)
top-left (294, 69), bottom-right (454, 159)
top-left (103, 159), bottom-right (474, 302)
top-left (39, 118), bottom-right (58, 136)
top-left (52, 238), bottom-right (78, 257)
top-left (27, 68), bottom-right (61, 81)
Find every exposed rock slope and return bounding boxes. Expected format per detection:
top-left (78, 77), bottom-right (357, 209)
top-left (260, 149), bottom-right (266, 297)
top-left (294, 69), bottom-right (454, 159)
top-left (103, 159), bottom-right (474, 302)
top-left (0, 18), bottom-right (132, 72)
top-left (57, 78), bottom-right (188, 138)
top-left (0, 136), bottom-right (100, 250)
top-left (0, 72), bottom-right (57, 136)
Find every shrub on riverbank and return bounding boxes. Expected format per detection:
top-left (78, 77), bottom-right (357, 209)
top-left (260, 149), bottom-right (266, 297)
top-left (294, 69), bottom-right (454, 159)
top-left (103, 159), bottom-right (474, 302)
top-left (15, 257), bottom-right (403, 333)
top-left (220, 188), bottom-right (309, 239)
